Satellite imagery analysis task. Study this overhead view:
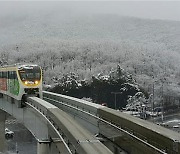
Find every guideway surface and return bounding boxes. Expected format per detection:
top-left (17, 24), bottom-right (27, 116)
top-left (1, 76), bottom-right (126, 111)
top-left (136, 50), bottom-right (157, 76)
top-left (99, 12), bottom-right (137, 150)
top-left (28, 97), bottom-right (113, 154)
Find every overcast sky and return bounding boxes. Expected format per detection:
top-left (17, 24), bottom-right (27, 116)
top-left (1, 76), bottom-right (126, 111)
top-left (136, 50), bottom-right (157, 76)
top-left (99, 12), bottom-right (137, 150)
top-left (0, 1), bottom-right (180, 21)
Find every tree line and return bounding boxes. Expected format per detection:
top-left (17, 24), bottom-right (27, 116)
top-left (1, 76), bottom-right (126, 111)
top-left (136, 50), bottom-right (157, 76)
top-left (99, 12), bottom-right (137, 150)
top-left (49, 65), bottom-right (148, 109)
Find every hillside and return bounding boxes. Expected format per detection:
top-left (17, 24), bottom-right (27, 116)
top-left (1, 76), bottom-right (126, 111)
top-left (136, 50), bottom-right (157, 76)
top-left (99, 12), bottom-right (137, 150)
top-left (1, 12), bottom-right (180, 50)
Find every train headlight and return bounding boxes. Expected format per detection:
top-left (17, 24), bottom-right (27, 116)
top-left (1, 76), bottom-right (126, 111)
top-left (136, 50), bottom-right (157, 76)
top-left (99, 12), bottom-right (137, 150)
top-left (25, 81), bottom-right (28, 85)
top-left (35, 81), bottom-right (39, 84)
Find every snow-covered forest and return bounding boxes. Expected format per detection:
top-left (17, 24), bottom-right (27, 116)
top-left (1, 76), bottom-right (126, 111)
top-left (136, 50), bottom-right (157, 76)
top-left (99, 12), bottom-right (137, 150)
top-left (1, 2), bottom-right (180, 109)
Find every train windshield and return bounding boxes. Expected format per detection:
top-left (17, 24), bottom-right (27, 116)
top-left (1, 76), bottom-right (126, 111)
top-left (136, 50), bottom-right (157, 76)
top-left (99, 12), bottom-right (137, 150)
top-left (18, 66), bottom-right (41, 81)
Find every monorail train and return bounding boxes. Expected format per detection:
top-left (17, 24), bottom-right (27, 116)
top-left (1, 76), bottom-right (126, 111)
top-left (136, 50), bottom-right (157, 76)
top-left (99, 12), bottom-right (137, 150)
top-left (0, 64), bottom-right (42, 102)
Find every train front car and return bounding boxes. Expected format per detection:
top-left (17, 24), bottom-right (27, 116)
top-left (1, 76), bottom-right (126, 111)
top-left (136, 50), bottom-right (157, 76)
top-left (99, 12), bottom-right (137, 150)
top-left (17, 64), bottom-right (42, 101)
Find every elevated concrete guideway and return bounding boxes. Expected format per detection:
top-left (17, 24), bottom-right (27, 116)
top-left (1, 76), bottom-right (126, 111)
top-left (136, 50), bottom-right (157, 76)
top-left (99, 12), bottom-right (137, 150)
top-left (43, 91), bottom-right (180, 154)
top-left (0, 94), bottom-right (112, 154)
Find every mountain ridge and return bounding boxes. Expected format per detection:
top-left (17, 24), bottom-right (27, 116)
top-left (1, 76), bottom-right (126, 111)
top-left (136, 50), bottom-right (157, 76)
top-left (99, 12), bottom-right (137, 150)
top-left (1, 13), bottom-right (180, 53)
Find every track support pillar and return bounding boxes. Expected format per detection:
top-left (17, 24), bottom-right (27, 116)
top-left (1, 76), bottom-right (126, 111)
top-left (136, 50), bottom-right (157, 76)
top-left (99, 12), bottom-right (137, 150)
top-left (37, 140), bottom-right (51, 154)
top-left (0, 110), bottom-right (7, 152)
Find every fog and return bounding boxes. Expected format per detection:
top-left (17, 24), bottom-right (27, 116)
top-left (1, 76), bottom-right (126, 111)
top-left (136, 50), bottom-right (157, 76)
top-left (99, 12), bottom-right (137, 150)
top-left (0, 1), bottom-right (180, 21)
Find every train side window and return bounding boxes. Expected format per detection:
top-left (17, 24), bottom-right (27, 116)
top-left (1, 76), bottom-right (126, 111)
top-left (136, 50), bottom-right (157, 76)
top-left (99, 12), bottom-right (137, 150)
top-left (9, 71), bottom-right (11, 79)
top-left (10, 71), bottom-right (16, 79)
top-left (14, 71), bottom-right (17, 79)
top-left (0, 72), bottom-right (2, 78)
top-left (12, 72), bottom-right (14, 79)
top-left (2, 72), bottom-right (7, 78)
top-left (9, 71), bottom-right (13, 79)
top-left (8, 71), bottom-right (10, 79)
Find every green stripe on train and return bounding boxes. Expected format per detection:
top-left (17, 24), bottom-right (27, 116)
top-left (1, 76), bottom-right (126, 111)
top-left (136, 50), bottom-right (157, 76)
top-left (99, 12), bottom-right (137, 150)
top-left (8, 79), bottom-right (20, 95)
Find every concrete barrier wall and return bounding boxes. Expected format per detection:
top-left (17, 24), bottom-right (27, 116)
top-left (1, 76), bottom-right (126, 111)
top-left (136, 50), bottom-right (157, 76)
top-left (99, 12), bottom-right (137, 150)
top-left (98, 107), bottom-right (180, 154)
top-left (43, 91), bottom-right (104, 115)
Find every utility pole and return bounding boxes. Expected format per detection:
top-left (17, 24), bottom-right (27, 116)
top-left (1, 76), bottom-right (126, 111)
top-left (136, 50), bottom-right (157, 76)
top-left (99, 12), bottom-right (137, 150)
top-left (111, 92), bottom-right (121, 110)
top-left (152, 83), bottom-right (154, 112)
top-left (160, 77), bottom-right (165, 122)
top-left (151, 76), bottom-right (155, 113)
top-left (161, 82), bottom-right (164, 122)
